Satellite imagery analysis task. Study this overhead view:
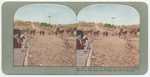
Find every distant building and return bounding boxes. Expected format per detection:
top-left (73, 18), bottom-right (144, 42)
top-left (14, 20), bottom-right (32, 26)
top-left (78, 21), bottom-right (96, 27)
top-left (33, 22), bottom-right (41, 27)
top-left (97, 23), bottom-right (104, 28)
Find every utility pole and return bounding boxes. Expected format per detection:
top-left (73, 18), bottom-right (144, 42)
top-left (112, 17), bottom-right (115, 28)
top-left (48, 16), bottom-right (51, 24)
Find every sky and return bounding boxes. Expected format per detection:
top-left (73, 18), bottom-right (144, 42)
top-left (77, 4), bottom-right (140, 25)
top-left (15, 4), bottom-right (140, 25)
top-left (14, 4), bottom-right (76, 25)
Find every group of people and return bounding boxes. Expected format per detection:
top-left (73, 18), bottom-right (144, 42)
top-left (13, 29), bottom-right (28, 51)
top-left (30, 29), bottom-right (36, 35)
top-left (40, 30), bottom-right (45, 35)
top-left (14, 29), bottom-right (22, 48)
top-left (77, 30), bottom-right (88, 50)
top-left (103, 31), bottom-right (108, 36)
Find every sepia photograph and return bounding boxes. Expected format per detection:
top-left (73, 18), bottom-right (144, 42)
top-left (13, 4), bottom-right (140, 67)
top-left (13, 4), bottom-right (77, 66)
top-left (77, 4), bottom-right (140, 67)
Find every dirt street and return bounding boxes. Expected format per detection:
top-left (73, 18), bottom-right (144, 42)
top-left (91, 34), bottom-right (139, 67)
top-left (28, 34), bottom-right (76, 66)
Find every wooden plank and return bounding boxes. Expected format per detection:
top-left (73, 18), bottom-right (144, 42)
top-left (77, 50), bottom-right (89, 66)
top-left (23, 43), bottom-right (30, 66)
top-left (77, 37), bottom-right (93, 66)
top-left (86, 43), bottom-right (93, 66)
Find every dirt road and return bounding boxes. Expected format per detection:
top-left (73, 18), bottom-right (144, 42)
top-left (27, 30), bottom-right (139, 67)
top-left (28, 34), bottom-right (76, 66)
top-left (91, 34), bottom-right (139, 67)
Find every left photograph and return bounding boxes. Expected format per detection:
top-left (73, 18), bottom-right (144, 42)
top-left (13, 4), bottom-right (77, 66)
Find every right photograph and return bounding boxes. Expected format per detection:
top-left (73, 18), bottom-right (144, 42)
top-left (77, 4), bottom-right (140, 67)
